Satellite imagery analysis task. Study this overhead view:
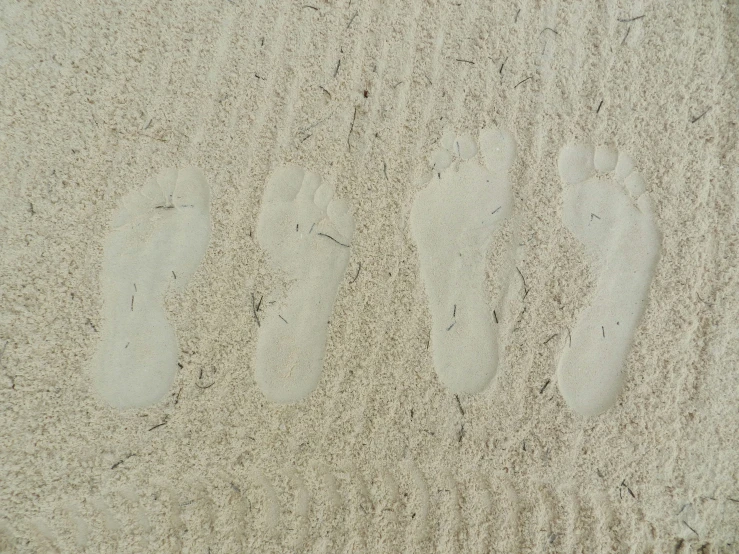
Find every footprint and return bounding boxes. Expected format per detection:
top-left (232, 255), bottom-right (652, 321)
top-left (92, 168), bottom-right (210, 409)
top-left (557, 144), bottom-right (661, 416)
top-left (410, 127), bottom-right (516, 393)
top-left (255, 166), bottom-right (354, 403)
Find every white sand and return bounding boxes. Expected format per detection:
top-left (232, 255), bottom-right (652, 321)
top-left (1, 0), bottom-right (738, 552)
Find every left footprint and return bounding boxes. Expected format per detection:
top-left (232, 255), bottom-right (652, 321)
top-left (411, 127), bottom-right (515, 393)
top-left (92, 168), bottom-right (210, 408)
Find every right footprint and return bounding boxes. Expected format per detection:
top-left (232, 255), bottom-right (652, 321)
top-left (255, 167), bottom-right (355, 403)
top-left (557, 143), bottom-right (661, 416)
top-left (411, 127), bottom-right (516, 393)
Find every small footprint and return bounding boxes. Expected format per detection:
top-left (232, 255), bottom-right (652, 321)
top-left (557, 143), bottom-right (661, 416)
top-left (92, 168), bottom-right (210, 408)
top-left (410, 127), bottom-right (516, 393)
top-left (255, 166), bottom-right (354, 403)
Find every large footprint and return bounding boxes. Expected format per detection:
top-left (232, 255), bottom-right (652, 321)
top-left (557, 144), bottom-right (661, 416)
top-left (255, 167), bottom-right (354, 403)
top-left (410, 127), bottom-right (515, 393)
top-left (92, 168), bottom-right (210, 409)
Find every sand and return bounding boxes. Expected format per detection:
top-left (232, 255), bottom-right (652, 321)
top-left (1, 0), bottom-right (738, 552)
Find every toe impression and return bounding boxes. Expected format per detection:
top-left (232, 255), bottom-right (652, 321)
top-left (480, 126), bottom-right (516, 173)
top-left (558, 143), bottom-right (595, 185)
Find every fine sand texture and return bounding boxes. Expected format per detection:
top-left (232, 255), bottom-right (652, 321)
top-left (1, 1), bottom-right (738, 552)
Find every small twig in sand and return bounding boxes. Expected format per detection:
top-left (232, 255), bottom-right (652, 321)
top-left (681, 521), bottom-right (698, 537)
top-left (348, 106), bottom-right (357, 149)
top-left (317, 232), bottom-right (350, 247)
top-left (617, 15), bottom-right (645, 22)
top-left (455, 394), bottom-right (465, 416)
top-left (251, 293), bottom-right (261, 327)
top-left (621, 26), bottom-right (631, 45)
top-left (346, 11), bottom-right (358, 29)
top-left (196, 368), bottom-right (215, 389)
top-left (149, 420), bottom-right (168, 431)
top-left (516, 267), bottom-right (530, 299)
top-left (620, 480), bottom-right (636, 499)
top-left (514, 76), bottom-right (533, 89)
top-left (111, 454), bottom-right (136, 470)
top-left (351, 263), bottom-right (362, 283)
top-left (691, 107), bottom-right (711, 124)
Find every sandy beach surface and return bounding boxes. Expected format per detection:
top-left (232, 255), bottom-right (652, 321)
top-left (1, 0), bottom-right (738, 552)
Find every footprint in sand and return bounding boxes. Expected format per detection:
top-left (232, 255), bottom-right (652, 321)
top-left (557, 144), bottom-right (661, 416)
top-left (255, 166), bottom-right (354, 403)
top-left (92, 168), bottom-right (210, 409)
top-left (410, 127), bottom-right (516, 393)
